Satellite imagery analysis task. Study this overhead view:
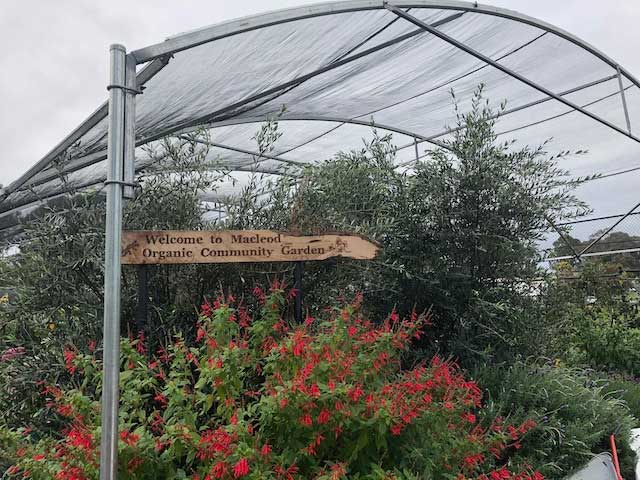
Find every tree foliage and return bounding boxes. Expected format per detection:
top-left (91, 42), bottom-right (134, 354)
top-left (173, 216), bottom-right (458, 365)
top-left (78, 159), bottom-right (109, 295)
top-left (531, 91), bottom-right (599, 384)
top-left (227, 86), bottom-right (590, 361)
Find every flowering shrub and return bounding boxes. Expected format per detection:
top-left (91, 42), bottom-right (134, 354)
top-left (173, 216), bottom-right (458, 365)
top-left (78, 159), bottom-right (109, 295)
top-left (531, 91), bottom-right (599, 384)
top-left (1, 283), bottom-right (541, 479)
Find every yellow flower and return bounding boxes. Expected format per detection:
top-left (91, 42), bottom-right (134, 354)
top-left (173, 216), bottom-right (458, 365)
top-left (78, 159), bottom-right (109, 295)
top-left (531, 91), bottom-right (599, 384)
top-left (0, 294), bottom-right (8, 304)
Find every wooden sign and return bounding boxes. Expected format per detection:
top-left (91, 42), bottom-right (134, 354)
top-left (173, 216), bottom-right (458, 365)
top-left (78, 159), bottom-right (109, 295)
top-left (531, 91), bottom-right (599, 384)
top-left (121, 230), bottom-right (380, 265)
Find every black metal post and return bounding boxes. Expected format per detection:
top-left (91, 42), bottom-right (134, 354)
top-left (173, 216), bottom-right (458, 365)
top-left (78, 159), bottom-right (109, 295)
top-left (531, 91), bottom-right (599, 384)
top-left (294, 261), bottom-right (304, 323)
top-left (135, 264), bottom-right (149, 334)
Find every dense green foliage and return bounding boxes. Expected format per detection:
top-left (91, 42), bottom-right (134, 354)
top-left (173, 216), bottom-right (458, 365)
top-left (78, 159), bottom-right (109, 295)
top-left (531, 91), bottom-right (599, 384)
top-left (543, 262), bottom-right (640, 376)
top-left (475, 362), bottom-right (637, 478)
top-left (0, 133), bottom-right (223, 430)
top-left (229, 88), bottom-right (590, 363)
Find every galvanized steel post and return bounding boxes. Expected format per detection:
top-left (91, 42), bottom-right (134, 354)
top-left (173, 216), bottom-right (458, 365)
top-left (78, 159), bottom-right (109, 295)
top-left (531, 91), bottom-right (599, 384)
top-left (100, 43), bottom-right (127, 480)
top-left (123, 54), bottom-right (138, 200)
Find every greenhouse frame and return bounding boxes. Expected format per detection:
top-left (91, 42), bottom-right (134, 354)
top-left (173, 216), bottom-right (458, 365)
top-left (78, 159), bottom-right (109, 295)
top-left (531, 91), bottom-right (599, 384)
top-left (2, 1), bottom-right (640, 477)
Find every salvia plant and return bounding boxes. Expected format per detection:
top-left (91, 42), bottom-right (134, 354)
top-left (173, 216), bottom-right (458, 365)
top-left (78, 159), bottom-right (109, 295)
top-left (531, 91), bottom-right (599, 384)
top-left (1, 283), bottom-right (540, 480)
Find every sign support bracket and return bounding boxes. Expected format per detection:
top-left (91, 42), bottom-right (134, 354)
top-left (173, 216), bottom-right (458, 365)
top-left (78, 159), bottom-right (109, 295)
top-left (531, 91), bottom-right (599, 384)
top-left (294, 261), bottom-right (304, 323)
top-left (135, 265), bottom-right (149, 334)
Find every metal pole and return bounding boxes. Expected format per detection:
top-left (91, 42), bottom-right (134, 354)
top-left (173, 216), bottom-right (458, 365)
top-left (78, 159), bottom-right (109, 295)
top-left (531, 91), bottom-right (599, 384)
top-left (294, 261), bottom-right (304, 323)
top-left (547, 246), bottom-right (640, 262)
top-left (123, 54), bottom-right (138, 200)
top-left (616, 65), bottom-right (632, 135)
top-left (135, 265), bottom-right (149, 334)
top-left (100, 44), bottom-right (127, 480)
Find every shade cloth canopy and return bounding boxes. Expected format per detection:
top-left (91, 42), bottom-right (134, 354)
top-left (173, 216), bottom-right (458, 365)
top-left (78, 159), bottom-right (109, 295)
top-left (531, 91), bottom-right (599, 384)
top-left (2, 0), bottom-right (640, 257)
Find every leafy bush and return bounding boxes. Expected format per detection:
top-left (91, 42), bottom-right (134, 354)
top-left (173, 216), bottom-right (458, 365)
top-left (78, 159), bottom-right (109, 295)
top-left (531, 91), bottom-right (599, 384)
top-left (1, 285), bottom-right (541, 480)
top-left (571, 306), bottom-right (640, 376)
top-left (0, 118), bottom-right (339, 436)
top-left (229, 86), bottom-right (590, 363)
top-left (0, 129), bottom-right (290, 431)
top-left (475, 361), bottom-right (637, 479)
top-left (542, 263), bottom-right (640, 375)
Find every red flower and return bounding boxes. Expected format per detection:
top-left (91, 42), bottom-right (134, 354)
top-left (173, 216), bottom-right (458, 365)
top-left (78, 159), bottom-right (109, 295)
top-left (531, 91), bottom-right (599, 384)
top-left (157, 347), bottom-right (169, 363)
top-left (462, 453), bottom-right (484, 469)
top-left (196, 326), bottom-right (206, 342)
top-left (317, 409), bottom-right (331, 425)
top-left (56, 403), bottom-right (74, 417)
top-left (252, 286), bottom-right (265, 303)
top-left (135, 331), bottom-right (146, 354)
top-left (128, 457), bottom-right (143, 473)
top-left (347, 385), bottom-right (364, 402)
top-left (233, 458), bottom-right (249, 478)
top-left (462, 412), bottom-right (476, 424)
top-left (299, 414), bottom-right (313, 427)
top-left (490, 468), bottom-right (512, 480)
top-left (66, 428), bottom-right (92, 450)
top-left (331, 463), bottom-right (347, 480)
top-left (63, 348), bottom-right (77, 374)
top-left (260, 443), bottom-right (272, 456)
top-left (391, 424), bottom-right (403, 436)
top-left (211, 462), bottom-right (227, 479)
top-left (119, 430), bottom-right (139, 447)
top-left (201, 302), bottom-right (213, 317)
top-left (55, 466), bottom-right (88, 480)
top-left (308, 384), bottom-right (320, 398)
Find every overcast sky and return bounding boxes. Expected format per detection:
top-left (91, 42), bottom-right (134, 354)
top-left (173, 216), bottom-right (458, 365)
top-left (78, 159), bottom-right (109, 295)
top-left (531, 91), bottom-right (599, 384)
top-left (2, 0), bottom-right (640, 188)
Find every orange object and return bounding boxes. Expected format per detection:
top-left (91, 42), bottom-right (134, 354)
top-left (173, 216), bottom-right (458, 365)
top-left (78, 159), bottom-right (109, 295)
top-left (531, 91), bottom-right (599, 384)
top-left (610, 434), bottom-right (623, 480)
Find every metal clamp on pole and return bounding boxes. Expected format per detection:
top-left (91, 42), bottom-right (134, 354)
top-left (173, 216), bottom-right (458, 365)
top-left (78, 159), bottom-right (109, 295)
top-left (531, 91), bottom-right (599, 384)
top-left (99, 43), bottom-right (127, 480)
top-left (106, 84), bottom-right (143, 95)
top-left (103, 179), bottom-right (140, 188)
